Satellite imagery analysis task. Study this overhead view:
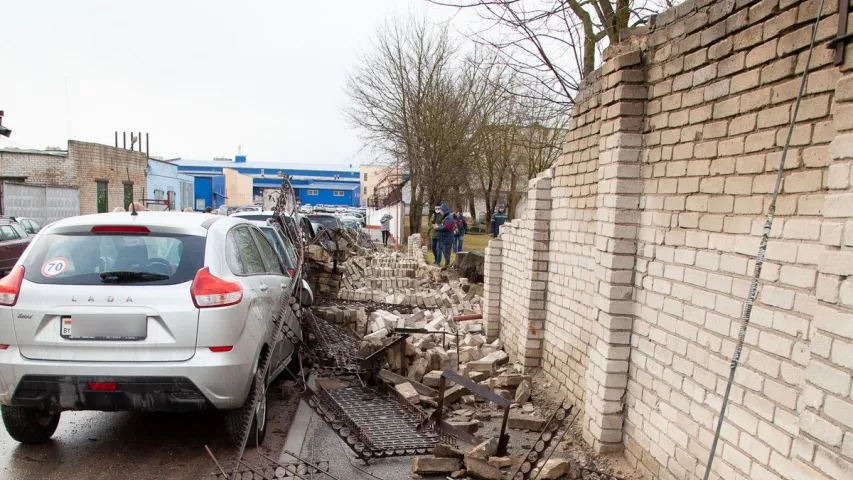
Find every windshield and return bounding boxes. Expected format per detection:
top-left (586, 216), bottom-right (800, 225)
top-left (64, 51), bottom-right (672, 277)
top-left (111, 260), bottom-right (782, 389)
top-left (22, 233), bottom-right (206, 285)
top-left (307, 215), bottom-right (339, 229)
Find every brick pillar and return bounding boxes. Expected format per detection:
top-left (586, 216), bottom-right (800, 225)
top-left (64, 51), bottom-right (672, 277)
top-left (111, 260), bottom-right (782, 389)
top-left (516, 174), bottom-right (552, 369)
top-left (582, 50), bottom-right (646, 454)
top-left (790, 72), bottom-right (853, 479)
top-left (483, 238), bottom-right (503, 342)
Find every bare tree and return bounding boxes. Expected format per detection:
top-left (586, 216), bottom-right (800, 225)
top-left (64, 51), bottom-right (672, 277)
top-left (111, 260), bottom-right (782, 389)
top-left (346, 17), bottom-right (505, 234)
top-left (431, 0), bottom-right (665, 111)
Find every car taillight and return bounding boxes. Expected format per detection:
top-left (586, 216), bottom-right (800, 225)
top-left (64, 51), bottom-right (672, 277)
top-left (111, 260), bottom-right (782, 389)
top-left (87, 382), bottom-right (117, 391)
top-left (209, 346), bottom-right (233, 352)
top-left (288, 269), bottom-right (295, 276)
top-left (0, 265), bottom-right (25, 307)
top-left (191, 267), bottom-right (242, 308)
top-left (91, 226), bottom-right (150, 234)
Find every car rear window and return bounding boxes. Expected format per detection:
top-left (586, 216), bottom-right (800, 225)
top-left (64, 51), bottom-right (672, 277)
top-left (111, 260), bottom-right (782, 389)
top-left (22, 233), bottom-right (206, 285)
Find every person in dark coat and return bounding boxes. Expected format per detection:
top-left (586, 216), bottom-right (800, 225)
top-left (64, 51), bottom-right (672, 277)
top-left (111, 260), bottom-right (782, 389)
top-left (433, 203), bottom-right (455, 268)
top-left (453, 211), bottom-right (468, 253)
top-left (490, 204), bottom-right (508, 238)
top-left (427, 204), bottom-right (442, 264)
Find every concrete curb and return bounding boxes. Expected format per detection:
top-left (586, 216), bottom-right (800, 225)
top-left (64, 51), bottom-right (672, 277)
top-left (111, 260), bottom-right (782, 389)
top-left (278, 399), bottom-right (313, 463)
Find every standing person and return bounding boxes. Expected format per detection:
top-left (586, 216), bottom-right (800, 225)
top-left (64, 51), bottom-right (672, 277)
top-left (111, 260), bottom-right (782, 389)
top-left (427, 203), bottom-right (442, 265)
top-left (433, 203), bottom-right (455, 269)
top-left (379, 213), bottom-right (392, 246)
top-left (453, 210), bottom-right (468, 253)
top-left (490, 204), bottom-right (508, 238)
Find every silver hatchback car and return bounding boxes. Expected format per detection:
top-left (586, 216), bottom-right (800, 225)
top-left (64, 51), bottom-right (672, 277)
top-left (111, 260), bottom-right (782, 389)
top-left (0, 212), bottom-right (300, 446)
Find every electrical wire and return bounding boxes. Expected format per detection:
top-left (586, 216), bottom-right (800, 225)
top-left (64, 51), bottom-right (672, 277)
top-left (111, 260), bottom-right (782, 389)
top-left (702, 0), bottom-right (826, 477)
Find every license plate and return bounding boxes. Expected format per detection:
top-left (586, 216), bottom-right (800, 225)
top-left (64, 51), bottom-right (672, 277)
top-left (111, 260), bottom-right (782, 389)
top-left (60, 315), bottom-right (147, 341)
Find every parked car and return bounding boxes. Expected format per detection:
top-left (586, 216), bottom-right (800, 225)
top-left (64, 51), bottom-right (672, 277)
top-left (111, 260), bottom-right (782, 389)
top-left (0, 218), bottom-right (31, 276)
top-left (6, 217), bottom-right (41, 236)
top-left (231, 211), bottom-right (315, 246)
top-left (247, 221), bottom-right (314, 308)
top-left (339, 216), bottom-right (361, 230)
top-left (0, 211), bottom-right (303, 447)
top-left (306, 214), bottom-right (343, 234)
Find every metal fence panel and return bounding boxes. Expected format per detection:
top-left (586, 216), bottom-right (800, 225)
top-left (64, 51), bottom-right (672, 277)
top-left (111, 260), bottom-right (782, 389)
top-left (1, 182), bottom-right (80, 226)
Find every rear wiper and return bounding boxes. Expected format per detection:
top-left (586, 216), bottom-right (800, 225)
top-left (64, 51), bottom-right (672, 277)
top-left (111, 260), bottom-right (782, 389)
top-left (99, 271), bottom-right (170, 283)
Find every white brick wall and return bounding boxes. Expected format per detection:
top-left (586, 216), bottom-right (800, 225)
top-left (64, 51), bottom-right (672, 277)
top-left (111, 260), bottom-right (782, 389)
top-left (483, 0), bottom-right (853, 478)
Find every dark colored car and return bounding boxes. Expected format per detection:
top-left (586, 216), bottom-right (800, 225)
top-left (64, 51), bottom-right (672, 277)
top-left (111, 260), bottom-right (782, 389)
top-left (306, 214), bottom-right (343, 234)
top-left (0, 218), bottom-right (31, 276)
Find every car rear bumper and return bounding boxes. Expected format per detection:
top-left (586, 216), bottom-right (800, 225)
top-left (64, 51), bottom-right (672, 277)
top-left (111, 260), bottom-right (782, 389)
top-left (0, 345), bottom-right (257, 411)
top-left (9, 375), bottom-right (212, 412)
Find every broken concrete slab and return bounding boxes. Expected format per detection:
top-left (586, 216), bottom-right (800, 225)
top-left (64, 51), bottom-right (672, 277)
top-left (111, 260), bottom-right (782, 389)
top-left (515, 379), bottom-right (532, 404)
top-left (412, 457), bottom-right (461, 474)
top-left (468, 437), bottom-right (498, 459)
top-left (395, 382), bottom-right (420, 405)
top-left (432, 443), bottom-right (465, 459)
top-left (421, 370), bottom-right (443, 388)
top-left (463, 457), bottom-right (503, 480)
top-left (487, 456), bottom-right (516, 468)
top-left (491, 373), bottom-right (531, 388)
top-left (508, 415), bottom-right (547, 431)
top-left (378, 369), bottom-right (437, 397)
top-left (446, 419), bottom-right (479, 434)
top-left (537, 458), bottom-right (571, 479)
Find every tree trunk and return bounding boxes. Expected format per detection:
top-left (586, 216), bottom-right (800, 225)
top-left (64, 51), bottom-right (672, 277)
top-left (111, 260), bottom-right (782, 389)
top-left (468, 195), bottom-right (476, 225)
top-left (508, 173), bottom-right (519, 219)
top-left (409, 178), bottom-right (422, 234)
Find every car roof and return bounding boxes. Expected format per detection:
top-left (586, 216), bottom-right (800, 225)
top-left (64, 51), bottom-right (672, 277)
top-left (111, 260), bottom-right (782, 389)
top-left (42, 211), bottom-right (261, 235)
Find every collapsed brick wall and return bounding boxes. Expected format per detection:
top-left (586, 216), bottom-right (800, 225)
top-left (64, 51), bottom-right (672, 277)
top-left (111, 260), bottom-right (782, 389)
top-left (484, 0), bottom-right (853, 478)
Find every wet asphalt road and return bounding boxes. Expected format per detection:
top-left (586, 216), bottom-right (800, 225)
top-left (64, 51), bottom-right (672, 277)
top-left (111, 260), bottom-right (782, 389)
top-left (0, 382), bottom-right (299, 480)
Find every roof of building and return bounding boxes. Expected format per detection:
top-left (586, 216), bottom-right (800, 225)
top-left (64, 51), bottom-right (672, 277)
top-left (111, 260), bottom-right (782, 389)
top-left (303, 182), bottom-right (360, 191)
top-left (170, 159), bottom-right (359, 173)
top-left (0, 148), bottom-right (67, 156)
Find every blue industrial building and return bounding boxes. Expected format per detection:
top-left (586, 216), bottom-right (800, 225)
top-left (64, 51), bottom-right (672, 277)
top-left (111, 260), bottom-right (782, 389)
top-left (170, 155), bottom-right (360, 207)
top-left (192, 174), bottom-right (226, 211)
top-left (146, 159), bottom-right (195, 211)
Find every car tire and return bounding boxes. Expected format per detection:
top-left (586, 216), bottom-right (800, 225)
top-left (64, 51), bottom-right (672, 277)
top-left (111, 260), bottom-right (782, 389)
top-left (1, 406), bottom-right (60, 444)
top-left (224, 371), bottom-right (268, 448)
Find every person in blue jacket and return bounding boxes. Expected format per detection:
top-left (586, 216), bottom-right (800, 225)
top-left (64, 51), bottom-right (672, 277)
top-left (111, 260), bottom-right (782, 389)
top-left (490, 204), bottom-right (508, 238)
top-left (453, 211), bottom-right (468, 253)
top-left (432, 203), bottom-right (455, 269)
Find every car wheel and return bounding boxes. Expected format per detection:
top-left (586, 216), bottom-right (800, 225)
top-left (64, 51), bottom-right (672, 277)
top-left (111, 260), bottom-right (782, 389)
top-left (224, 371), bottom-right (268, 448)
top-left (1, 405), bottom-right (60, 444)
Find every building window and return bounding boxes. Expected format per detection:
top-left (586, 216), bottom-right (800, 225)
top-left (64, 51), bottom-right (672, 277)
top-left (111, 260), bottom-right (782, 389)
top-left (363, 186), bottom-right (367, 194)
top-left (96, 181), bottom-right (108, 213)
top-left (333, 191), bottom-right (344, 197)
top-left (123, 183), bottom-right (133, 210)
top-left (363, 172), bottom-right (368, 181)
top-left (307, 190), bottom-right (318, 196)
top-left (168, 191), bottom-right (176, 210)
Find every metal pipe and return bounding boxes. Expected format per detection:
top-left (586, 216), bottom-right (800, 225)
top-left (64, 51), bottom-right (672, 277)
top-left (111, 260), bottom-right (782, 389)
top-left (703, 0), bottom-right (826, 476)
top-left (123, 132), bottom-right (126, 149)
top-left (114, 132), bottom-right (118, 148)
top-left (145, 133), bottom-right (149, 157)
top-left (452, 314), bottom-right (482, 321)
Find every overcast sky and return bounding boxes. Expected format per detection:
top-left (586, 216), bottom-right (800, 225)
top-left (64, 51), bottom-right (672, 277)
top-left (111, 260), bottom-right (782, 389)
top-left (0, 0), bottom-right (470, 166)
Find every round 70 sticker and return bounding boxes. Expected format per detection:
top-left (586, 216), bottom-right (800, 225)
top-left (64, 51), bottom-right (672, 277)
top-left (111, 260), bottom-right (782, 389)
top-left (42, 258), bottom-right (69, 277)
